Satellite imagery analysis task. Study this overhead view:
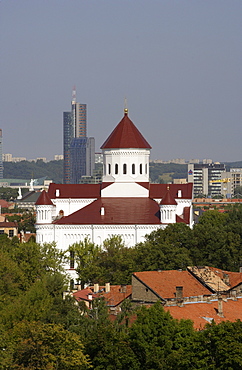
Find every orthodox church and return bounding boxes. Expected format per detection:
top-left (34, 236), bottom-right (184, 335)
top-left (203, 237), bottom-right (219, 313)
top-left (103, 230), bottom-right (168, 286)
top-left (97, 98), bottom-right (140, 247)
top-left (35, 109), bottom-right (193, 280)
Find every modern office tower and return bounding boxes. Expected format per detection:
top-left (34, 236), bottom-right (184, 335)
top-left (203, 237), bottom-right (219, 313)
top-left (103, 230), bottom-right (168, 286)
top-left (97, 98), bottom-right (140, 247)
top-left (63, 111), bottom-right (73, 184)
top-left (188, 162), bottom-right (226, 197)
top-left (70, 137), bottom-right (95, 184)
top-left (63, 88), bottom-right (94, 184)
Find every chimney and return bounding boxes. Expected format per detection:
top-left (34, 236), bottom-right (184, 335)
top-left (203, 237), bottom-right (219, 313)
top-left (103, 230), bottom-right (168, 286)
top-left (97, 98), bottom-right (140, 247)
top-left (120, 284), bottom-right (127, 293)
top-left (93, 283), bottom-right (99, 293)
top-left (55, 189), bottom-right (60, 197)
top-left (178, 190), bottom-right (182, 198)
top-left (175, 286), bottom-right (183, 300)
top-left (105, 283), bottom-right (110, 293)
top-left (217, 296), bottom-right (224, 317)
top-left (88, 293), bottom-right (93, 301)
top-left (100, 206), bottom-right (105, 216)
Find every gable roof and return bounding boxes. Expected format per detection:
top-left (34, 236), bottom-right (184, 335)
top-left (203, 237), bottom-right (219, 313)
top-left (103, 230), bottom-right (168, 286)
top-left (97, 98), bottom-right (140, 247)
top-left (133, 270), bottom-right (212, 299)
top-left (165, 298), bottom-right (242, 330)
top-left (47, 183), bottom-right (101, 199)
top-left (101, 112), bottom-right (151, 149)
top-left (54, 197), bottom-right (161, 225)
top-left (35, 190), bottom-right (53, 206)
top-left (150, 183), bottom-right (193, 200)
top-left (188, 266), bottom-right (242, 292)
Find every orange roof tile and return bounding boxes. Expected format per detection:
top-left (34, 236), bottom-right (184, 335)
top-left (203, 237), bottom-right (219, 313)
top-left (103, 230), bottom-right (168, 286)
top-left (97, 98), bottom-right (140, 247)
top-left (133, 270), bottom-right (212, 299)
top-left (165, 298), bottom-right (242, 330)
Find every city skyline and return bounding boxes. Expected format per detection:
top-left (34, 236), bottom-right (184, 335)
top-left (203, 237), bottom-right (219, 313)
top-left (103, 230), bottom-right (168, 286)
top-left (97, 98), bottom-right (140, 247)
top-left (1, 1), bottom-right (242, 162)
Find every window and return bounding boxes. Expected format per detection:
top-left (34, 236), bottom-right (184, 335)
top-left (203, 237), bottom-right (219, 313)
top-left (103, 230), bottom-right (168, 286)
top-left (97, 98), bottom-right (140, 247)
top-left (132, 164), bottom-right (135, 174)
top-left (115, 163), bottom-right (118, 174)
top-left (145, 164), bottom-right (148, 174)
top-left (123, 163), bottom-right (127, 174)
top-left (0, 230), bottom-right (4, 234)
top-left (108, 163), bottom-right (111, 175)
top-left (140, 164), bottom-right (142, 174)
top-left (9, 230), bottom-right (14, 237)
top-left (70, 250), bottom-right (75, 269)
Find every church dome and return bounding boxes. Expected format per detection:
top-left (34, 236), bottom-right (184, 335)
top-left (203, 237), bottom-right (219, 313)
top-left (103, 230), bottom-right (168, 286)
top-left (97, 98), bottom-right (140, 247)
top-left (101, 110), bottom-right (151, 150)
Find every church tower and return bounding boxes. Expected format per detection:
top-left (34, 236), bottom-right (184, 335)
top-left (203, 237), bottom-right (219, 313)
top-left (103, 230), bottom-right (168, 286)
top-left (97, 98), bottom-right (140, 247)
top-left (101, 109), bottom-right (151, 197)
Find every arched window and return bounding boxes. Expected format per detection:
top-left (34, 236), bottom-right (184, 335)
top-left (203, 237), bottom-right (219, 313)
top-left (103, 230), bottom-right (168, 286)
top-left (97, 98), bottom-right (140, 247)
top-left (140, 164), bottom-right (142, 174)
top-left (70, 251), bottom-right (75, 269)
top-left (108, 163), bottom-right (111, 175)
top-left (115, 163), bottom-right (118, 174)
top-left (145, 163), bottom-right (148, 174)
top-left (132, 164), bottom-right (135, 174)
top-left (123, 163), bottom-right (127, 174)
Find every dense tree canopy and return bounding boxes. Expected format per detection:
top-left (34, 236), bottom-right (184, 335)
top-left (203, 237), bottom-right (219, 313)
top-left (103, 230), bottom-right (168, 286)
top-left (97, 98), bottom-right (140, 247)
top-left (0, 205), bottom-right (242, 368)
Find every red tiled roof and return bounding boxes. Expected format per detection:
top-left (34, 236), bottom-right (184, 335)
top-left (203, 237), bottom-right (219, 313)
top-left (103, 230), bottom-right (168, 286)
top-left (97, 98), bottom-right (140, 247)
top-left (207, 267), bottom-right (242, 290)
top-left (35, 190), bottom-right (54, 205)
top-left (101, 112), bottom-right (151, 149)
top-left (150, 183), bottom-right (193, 199)
top-left (73, 285), bottom-right (132, 307)
top-left (0, 199), bottom-right (10, 208)
top-left (160, 188), bottom-right (177, 205)
top-left (133, 270), bottom-right (211, 299)
top-left (54, 197), bottom-right (161, 225)
top-left (48, 183), bottom-right (101, 199)
top-left (165, 298), bottom-right (242, 330)
top-left (0, 221), bottom-right (17, 228)
top-left (73, 288), bottom-right (94, 302)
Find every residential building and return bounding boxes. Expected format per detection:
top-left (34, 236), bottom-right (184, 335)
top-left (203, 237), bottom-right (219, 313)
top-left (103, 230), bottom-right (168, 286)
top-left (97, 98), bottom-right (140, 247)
top-left (188, 162), bottom-right (226, 197)
top-left (221, 168), bottom-right (242, 197)
top-left (132, 266), bottom-right (242, 329)
top-left (36, 108), bottom-right (193, 282)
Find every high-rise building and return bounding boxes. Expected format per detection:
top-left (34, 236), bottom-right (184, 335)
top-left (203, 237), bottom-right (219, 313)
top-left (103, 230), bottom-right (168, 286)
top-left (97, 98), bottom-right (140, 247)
top-left (63, 88), bottom-right (94, 184)
top-left (188, 162), bottom-right (226, 197)
top-left (0, 130), bottom-right (3, 179)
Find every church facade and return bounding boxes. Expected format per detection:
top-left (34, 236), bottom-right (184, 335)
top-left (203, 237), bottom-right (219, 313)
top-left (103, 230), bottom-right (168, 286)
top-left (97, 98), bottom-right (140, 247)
top-left (36, 109), bottom-right (193, 280)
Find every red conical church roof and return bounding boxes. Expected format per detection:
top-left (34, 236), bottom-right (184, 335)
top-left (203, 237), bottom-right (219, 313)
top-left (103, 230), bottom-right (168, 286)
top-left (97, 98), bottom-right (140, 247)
top-left (160, 187), bottom-right (177, 206)
top-left (35, 190), bottom-right (54, 206)
top-left (101, 110), bottom-right (151, 149)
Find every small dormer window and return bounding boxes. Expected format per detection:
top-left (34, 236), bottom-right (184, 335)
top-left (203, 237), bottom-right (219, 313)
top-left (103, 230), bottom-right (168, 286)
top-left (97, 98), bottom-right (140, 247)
top-left (56, 189), bottom-right (60, 197)
top-left (178, 190), bottom-right (182, 198)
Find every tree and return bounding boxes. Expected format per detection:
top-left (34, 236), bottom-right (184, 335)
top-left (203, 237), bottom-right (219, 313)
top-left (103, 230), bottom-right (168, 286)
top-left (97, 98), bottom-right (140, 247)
top-left (9, 321), bottom-right (91, 369)
top-left (68, 238), bottom-right (101, 288)
top-left (133, 225), bottom-right (193, 272)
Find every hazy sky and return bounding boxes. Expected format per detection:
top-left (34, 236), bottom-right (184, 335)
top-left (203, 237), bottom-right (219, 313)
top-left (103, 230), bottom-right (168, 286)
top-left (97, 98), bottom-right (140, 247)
top-left (1, 0), bottom-right (242, 162)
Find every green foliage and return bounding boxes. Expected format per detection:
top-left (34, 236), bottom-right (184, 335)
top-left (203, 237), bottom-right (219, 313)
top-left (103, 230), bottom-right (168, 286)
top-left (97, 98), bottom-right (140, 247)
top-left (0, 187), bottom-right (18, 201)
top-left (149, 162), bottom-right (187, 183)
top-left (3, 159), bottom-right (63, 183)
top-left (6, 211), bottom-right (36, 233)
top-left (8, 321), bottom-right (91, 369)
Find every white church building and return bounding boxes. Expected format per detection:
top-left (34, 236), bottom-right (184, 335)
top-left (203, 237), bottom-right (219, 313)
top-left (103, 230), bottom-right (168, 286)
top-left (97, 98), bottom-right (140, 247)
top-left (35, 109), bottom-right (193, 280)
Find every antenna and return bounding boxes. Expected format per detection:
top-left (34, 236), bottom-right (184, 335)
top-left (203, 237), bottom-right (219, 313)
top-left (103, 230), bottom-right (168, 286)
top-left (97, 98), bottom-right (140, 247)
top-left (72, 85), bottom-right (76, 103)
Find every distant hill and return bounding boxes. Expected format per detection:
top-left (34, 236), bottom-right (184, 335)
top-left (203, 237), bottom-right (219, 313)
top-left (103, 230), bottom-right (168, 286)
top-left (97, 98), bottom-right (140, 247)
top-left (3, 160), bottom-right (242, 185)
top-left (3, 160), bottom-right (63, 184)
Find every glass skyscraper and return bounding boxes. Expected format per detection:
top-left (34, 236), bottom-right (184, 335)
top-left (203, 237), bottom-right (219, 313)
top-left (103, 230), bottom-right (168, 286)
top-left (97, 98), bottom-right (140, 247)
top-left (63, 90), bottom-right (94, 184)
